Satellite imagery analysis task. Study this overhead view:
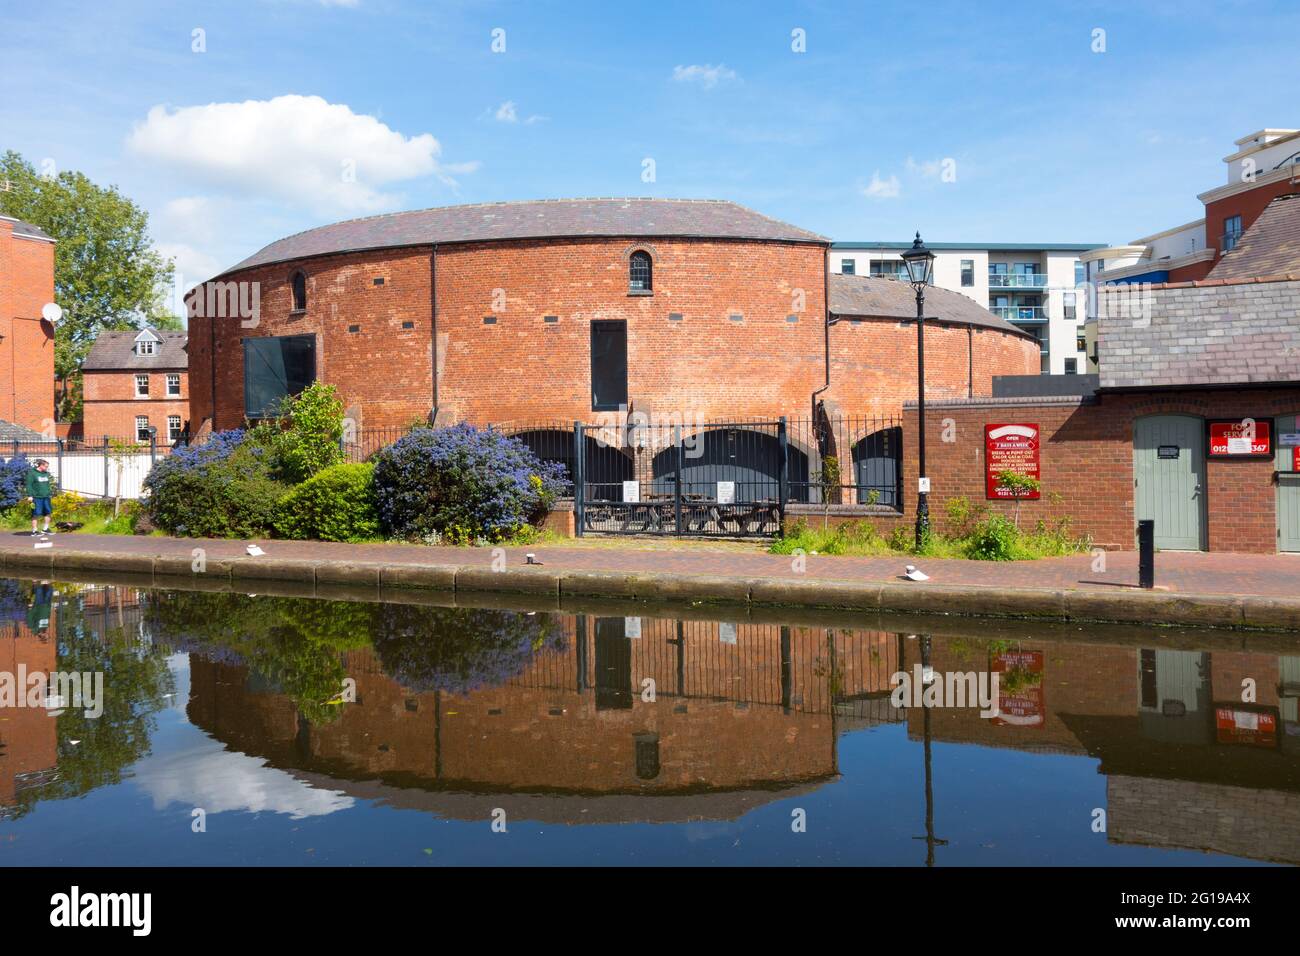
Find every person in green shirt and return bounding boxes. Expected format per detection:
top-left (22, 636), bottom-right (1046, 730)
top-left (25, 459), bottom-right (55, 536)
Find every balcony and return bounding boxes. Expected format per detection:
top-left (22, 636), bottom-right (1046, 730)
top-left (989, 272), bottom-right (1048, 289)
top-left (992, 306), bottom-right (1048, 323)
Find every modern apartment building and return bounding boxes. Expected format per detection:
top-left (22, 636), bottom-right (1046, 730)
top-left (830, 242), bottom-right (1101, 375)
top-left (1081, 127), bottom-right (1300, 371)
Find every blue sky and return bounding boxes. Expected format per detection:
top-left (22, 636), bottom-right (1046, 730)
top-left (3, 0), bottom-right (1298, 295)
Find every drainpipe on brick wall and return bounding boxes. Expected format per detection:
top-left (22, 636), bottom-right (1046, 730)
top-left (208, 303), bottom-right (217, 429)
top-left (810, 253), bottom-right (832, 423)
top-left (430, 244), bottom-right (439, 424)
top-left (968, 326), bottom-right (974, 398)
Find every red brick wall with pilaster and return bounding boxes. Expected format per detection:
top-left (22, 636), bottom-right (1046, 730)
top-left (902, 388), bottom-right (1300, 552)
top-left (189, 247), bottom-right (436, 431)
top-left (0, 221), bottom-right (56, 433)
top-left (191, 237), bottom-right (1036, 433)
top-left (432, 237), bottom-right (827, 424)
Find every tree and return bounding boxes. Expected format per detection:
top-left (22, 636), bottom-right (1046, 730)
top-left (0, 151), bottom-right (178, 420)
top-left (994, 468), bottom-right (1041, 529)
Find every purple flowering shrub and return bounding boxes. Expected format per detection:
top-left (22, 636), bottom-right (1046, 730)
top-left (372, 604), bottom-right (565, 695)
top-left (0, 455), bottom-right (29, 511)
top-left (143, 429), bottom-right (286, 537)
top-left (372, 424), bottom-right (566, 542)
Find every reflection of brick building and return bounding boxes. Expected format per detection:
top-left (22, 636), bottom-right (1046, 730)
top-left (186, 617), bottom-right (901, 819)
top-left (901, 634), bottom-right (1300, 864)
top-left (0, 590), bottom-right (58, 816)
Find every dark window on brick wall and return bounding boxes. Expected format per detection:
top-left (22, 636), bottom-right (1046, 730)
top-left (483, 316), bottom-right (497, 325)
top-left (291, 271), bottom-right (307, 312)
top-left (629, 251), bottom-right (652, 293)
top-left (243, 334), bottom-right (316, 419)
top-left (401, 320), bottom-right (415, 329)
top-left (590, 320), bottom-right (628, 411)
top-left (373, 277), bottom-right (385, 286)
top-left (544, 314), bottom-right (559, 323)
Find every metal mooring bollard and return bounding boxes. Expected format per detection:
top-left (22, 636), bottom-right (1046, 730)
top-left (1137, 519), bottom-right (1155, 589)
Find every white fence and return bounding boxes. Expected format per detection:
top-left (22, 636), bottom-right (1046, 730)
top-left (3, 440), bottom-right (168, 501)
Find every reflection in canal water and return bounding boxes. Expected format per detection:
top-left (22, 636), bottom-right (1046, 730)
top-left (1, 577), bottom-right (1298, 866)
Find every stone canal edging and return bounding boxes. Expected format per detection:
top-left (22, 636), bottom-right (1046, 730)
top-left (3, 543), bottom-right (1299, 633)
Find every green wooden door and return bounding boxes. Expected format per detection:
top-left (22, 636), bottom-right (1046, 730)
top-left (1134, 415), bottom-right (1205, 551)
top-left (1276, 414), bottom-right (1300, 552)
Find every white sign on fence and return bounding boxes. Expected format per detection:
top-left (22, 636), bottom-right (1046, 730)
top-left (624, 617), bottom-right (641, 639)
top-left (719, 622), bottom-right (737, 644)
top-left (716, 480), bottom-right (735, 504)
top-left (622, 480), bottom-right (640, 503)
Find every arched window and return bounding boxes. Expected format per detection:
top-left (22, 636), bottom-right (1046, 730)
top-left (291, 271), bottom-right (307, 312)
top-left (629, 251), bottom-right (652, 292)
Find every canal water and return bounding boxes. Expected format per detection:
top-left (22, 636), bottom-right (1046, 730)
top-left (0, 576), bottom-right (1295, 866)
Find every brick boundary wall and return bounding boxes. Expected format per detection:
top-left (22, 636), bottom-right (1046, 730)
top-left (897, 387), bottom-right (1300, 553)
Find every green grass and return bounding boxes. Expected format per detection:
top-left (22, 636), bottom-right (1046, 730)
top-left (771, 508), bottom-right (1092, 562)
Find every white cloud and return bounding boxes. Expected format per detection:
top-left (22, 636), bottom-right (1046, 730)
top-left (862, 171), bottom-right (901, 200)
top-left (905, 157), bottom-right (944, 179)
top-left (490, 100), bottom-right (547, 125)
top-left (132, 736), bottom-right (355, 820)
top-left (127, 94), bottom-right (477, 215)
top-left (672, 63), bottom-right (738, 89)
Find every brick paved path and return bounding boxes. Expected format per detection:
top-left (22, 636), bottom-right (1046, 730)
top-left (3, 531), bottom-right (1297, 599)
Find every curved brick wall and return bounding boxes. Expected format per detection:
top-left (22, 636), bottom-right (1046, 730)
top-left (188, 236), bottom-right (1037, 431)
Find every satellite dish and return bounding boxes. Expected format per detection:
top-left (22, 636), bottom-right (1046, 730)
top-left (42, 303), bottom-right (62, 324)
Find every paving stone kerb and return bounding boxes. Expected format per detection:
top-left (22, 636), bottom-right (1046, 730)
top-left (2, 535), bottom-right (1299, 633)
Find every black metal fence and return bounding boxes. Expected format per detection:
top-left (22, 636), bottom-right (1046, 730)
top-left (301, 412), bottom-right (904, 539)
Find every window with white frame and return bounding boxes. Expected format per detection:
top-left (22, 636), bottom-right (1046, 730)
top-left (134, 329), bottom-right (160, 355)
top-left (168, 415), bottom-right (182, 441)
top-left (134, 373), bottom-right (149, 397)
top-left (166, 373), bottom-right (181, 396)
top-left (136, 416), bottom-right (151, 442)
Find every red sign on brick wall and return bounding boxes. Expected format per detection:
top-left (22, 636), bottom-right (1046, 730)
top-left (985, 423), bottom-right (1041, 500)
top-left (1207, 418), bottom-right (1272, 457)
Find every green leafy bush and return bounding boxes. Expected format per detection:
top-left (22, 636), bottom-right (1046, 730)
top-left (964, 513), bottom-right (1021, 561)
top-left (145, 432), bottom-right (285, 538)
top-left (249, 382), bottom-right (346, 484)
top-left (274, 462), bottom-right (380, 542)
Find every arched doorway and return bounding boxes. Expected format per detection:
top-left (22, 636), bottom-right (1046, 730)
top-left (851, 427), bottom-right (903, 508)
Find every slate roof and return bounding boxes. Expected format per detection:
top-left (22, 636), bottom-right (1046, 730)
top-left (1208, 193), bottom-right (1300, 281)
top-left (0, 215), bottom-right (54, 242)
top-left (1096, 277), bottom-right (1300, 390)
top-left (829, 273), bottom-right (1032, 336)
top-left (0, 419), bottom-right (45, 441)
top-left (83, 329), bottom-right (188, 371)
top-left (217, 198), bottom-right (828, 277)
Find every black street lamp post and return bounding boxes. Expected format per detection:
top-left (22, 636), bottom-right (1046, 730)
top-left (900, 232), bottom-right (936, 551)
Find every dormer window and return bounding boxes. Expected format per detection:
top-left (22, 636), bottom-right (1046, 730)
top-left (629, 251), bottom-right (652, 293)
top-left (134, 328), bottom-right (160, 355)
top-left (291, 271), bottom-right (307, 312)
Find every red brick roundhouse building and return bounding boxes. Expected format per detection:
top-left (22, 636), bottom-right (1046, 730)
top-left (186, 198), bottom-right (1037, 505)
top-left (0, 215), bottom-right (56, 438)
top-left (82, 328), bottom-right (189, 445)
